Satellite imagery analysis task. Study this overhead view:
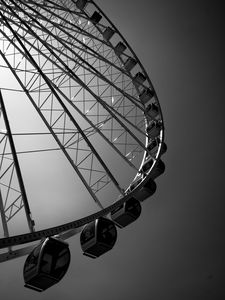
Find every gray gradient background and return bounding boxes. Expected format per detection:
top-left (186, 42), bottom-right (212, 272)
top-left (0, 0), bottom-right (224, 299)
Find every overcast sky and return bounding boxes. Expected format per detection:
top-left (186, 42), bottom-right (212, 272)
top-left (0, 0), bottom-right (224, 299)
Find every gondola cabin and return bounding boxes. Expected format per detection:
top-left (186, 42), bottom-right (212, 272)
top-left (76, 0), bottom-right (87, 10)
top-left (150, 159), bottom-right (165, 180)
top-left (146, 138), bottom-right (158, 158)
top-left (146, 138), bottom-right (167, 158)
top-left (23, 237), bottom-right (71, 292)
top-left (103, 26), bottom-right (114, 42)
top-left (146, 103), bottom-right (159, 119)
top-left (90, 11), bottom-right (102, 24)
top-left (133, 72), bottom-right (146, 86)
top-left (80, 217), bottom-right (117, 258)
top-left (141, 157), bottom-right (154, 173)
top-left (146, 120), bottom-right (162, 138)
top-left (124, 57), bottom-right (137, 72)
top-left (129, 177), bottom-right (157, 202)
top-left (110, 197), bottom-right (142, 228)
top-left (115, 42), bottom-right (127, 55)
top-left (159, 141), bottom-right (167, 156)
top-left (141, 157), bottom-right (165, 180)
top-left (139, 88), bottom-right (154, 104)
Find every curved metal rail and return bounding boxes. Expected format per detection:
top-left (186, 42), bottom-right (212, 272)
top-left (0, 0), bottom-right (165, 263)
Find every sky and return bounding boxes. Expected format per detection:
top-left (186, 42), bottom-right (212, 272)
top-left (0, 0), bottom-right (225, 299)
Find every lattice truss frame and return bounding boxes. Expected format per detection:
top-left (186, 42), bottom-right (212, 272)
top-left (0, 0), bottom-right (162, 236)
top-left (0, 133), bottom-right (23, 225)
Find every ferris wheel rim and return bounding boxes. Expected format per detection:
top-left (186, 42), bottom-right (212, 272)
top-left (0, 0), bottom-right (166, 262)
top-left (0, 170), bottom-right (158, 251)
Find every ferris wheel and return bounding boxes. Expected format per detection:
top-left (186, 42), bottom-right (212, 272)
top-left (0, 0), bottom-right (166, 291)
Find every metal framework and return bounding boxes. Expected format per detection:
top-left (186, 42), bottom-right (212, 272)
top-left (0, 0), bottom-right (165, 263)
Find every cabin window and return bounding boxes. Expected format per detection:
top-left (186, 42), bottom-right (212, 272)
top-left (41, 253), bottom-right (53, 274)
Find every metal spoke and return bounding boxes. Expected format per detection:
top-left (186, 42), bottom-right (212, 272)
top-left (0, 0), bottom-right (165, 264)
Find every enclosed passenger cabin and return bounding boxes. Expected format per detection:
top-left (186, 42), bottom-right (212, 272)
top-left (90, 11), bottom-right (102, 24)
top-left (146, 120), bottom-right (162, 138)
top-left (139, 87), bottom-right (154, 104)
top-left (110, 197), bottom-right (142, 228)
top-left (146, 138), bottom-right (158, 157)
top-left (159, 141), bottom-right (167, 156)
top-left (141, 157), bottom-right (154, 173)
top-left (150, 159), bottom-right (165, 180)
top-left (103, 26), bottom-right (114, 41)
top-left (76, 0), bottom-right (87, 10)
top-left (133, 72), bottom-right (146, 87)
top-left (124, 57), bottom-right (137, 72)
top-left (130, 177), bottom-right (157, 202)
top-left (146, 138), bottom-right (167, 158)
top-left (146, 103), bottom-right (159, 119)
top-left (23, 237), bottom-right (71, 292)
top-left (141, 158), bottom-right (165, 180)
top-left (80, 217), bottom-right (117, 258)
top-left (114, 42), bottom-right (127, 55)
